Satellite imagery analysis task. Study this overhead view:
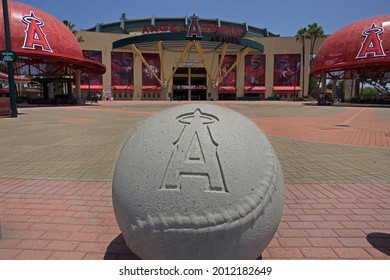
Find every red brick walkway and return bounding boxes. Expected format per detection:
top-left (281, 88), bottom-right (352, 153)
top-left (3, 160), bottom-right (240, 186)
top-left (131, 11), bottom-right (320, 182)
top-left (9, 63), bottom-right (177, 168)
top-left (72, 102), bottom-right (390, 147)
top-left (1, 178), bottom-right (389, 260)
top-left (252, 107), bottom-right (390, 147)
top-left (1, 101), bottom-right (389, 259)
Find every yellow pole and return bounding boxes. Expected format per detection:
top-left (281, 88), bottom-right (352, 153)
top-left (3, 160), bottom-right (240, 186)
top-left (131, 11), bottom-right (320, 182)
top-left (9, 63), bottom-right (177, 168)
top-left (157, 41), bottom-right (166, 85)
top-left (194, 41), bottom-right (213, 82)
top-left (130, 44), bottom-right (163, 85)
top-left (166, 41), bottom-right (194, 85)
top-left (213, 43), bottom-right (229, 86)
top-left (217, 47), bottom-right (250, 84)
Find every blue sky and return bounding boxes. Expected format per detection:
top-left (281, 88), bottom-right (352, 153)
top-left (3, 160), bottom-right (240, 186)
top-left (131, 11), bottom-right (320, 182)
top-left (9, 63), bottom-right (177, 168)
top-left (14, 0), bottom-right (390, 36)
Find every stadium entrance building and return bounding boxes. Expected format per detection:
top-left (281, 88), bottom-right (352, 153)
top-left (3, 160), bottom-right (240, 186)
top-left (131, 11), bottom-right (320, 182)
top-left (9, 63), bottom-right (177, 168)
top-left (79, 15), bottom-right (326, 101)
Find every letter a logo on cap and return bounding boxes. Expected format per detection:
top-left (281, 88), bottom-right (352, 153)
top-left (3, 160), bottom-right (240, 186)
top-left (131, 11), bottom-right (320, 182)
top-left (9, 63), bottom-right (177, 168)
top-left (356, 23), bottom-right (385, 59)
top-left (186, 14), bottom-right (202, 39)
top-left (21, 11), bottom-right (53, 52)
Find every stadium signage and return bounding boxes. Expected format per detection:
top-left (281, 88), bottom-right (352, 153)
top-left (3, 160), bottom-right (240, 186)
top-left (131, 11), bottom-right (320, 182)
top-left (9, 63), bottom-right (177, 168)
top-left (172, 85), bottom-right (207, 90)
top-left (21, 11), bottom-right (53, 53)
top-left (175, 59), bottom-right (201, 67)
top-left (141, 16), bottom-right (244, 38)
top-left (356, 23), bottom-right (386, 59)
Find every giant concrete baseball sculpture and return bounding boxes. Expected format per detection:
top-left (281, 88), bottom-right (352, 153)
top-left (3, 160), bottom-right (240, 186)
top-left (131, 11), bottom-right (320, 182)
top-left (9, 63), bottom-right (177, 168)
top-left (112, 104), bottom-right (284, 259)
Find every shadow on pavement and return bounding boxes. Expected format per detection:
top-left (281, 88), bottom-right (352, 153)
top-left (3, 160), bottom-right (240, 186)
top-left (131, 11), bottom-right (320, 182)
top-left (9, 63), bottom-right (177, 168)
top-left (366, 232), bottom-right (390, 256)
top-left (104, 233), bottom-right (264, 260)
top-left (104, 234), bottom-right (140, 260)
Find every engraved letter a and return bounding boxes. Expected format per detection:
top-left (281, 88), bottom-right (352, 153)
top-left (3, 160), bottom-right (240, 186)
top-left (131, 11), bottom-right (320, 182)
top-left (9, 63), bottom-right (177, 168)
top-left (160, 109), bottom-right (227, 192)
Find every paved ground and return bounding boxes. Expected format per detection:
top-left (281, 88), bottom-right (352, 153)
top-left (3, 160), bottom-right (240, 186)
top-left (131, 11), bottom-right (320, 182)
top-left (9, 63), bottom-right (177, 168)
top-left (0, 101), bottom-right (389, 259)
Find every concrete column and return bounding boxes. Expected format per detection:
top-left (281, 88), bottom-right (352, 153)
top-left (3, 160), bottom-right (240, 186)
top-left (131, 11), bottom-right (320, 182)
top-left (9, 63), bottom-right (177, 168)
top-left (321, 74), bottom-right (327, 95)
top-left (332, 79), bottom-right (337, 103)
top-left (75, 70), bottom-right (81, 105)
top-left (48, 83), bottom-right (54, 100)
top-left (236, 58), bottom-right (244, 98)
top-left (160, 86), bottom-right (168, 100)
top-left (133, 55), bottom-right (142, 100)
top-left (344, 78), bottom-right (358, 101)
top-left (265, 50), bottom-right (273, 99)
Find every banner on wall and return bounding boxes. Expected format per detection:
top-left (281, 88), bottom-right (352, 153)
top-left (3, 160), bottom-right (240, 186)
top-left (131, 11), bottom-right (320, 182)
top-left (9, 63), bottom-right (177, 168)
top-left (245, 55), bottom-right (265, 89)
top-left (273, 54), bottom-right (301, 87)
top-left (142, 53), bottom-right (161, 88)
top-left (81, 50), bottom-right (103, 88)
top-left (218, 55), bottom-right (236, 88)
top-left (111, 52), bottom-right (134, 89)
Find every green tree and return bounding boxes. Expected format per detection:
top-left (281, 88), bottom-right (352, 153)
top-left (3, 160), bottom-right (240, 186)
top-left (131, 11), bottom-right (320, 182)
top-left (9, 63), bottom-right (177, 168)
top-left (364, 78), bottom-right (390, 95)
top-left (295, 27), bottom-right (308, 97)
top-left (306, 23), bottom-right (325, 96)
top-left (295, 23), bottom-right (325, 97)
top-left (362, 86), bottom-right (378, 95)
top-left (307, 22), bottom-right (325, 68)
top-left (63, 20), bottom-right (84, 43)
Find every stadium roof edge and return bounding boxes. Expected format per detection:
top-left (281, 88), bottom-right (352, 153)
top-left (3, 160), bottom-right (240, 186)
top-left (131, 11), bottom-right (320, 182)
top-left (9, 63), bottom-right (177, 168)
top-left (83, 16), bottom-right (279, 37)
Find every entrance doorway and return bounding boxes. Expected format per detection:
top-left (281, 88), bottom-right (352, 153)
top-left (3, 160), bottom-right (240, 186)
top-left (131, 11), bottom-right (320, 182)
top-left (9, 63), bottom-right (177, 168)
top-left (172, 67), bottom-right (207, 101)
top-left (172, 76), bottom-right (188, 101)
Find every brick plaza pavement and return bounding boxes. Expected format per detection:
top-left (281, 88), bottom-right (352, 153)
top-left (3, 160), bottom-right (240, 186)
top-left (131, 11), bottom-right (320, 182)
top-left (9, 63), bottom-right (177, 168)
top-left (0, 101), bottom-right (389, 259)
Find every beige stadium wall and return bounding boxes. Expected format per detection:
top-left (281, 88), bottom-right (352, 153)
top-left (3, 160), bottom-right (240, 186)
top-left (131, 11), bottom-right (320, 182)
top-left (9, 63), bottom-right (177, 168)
top-left (78, 30), bottom-right (327, 100)
top-left (256, 36), bottom-right (327, 99)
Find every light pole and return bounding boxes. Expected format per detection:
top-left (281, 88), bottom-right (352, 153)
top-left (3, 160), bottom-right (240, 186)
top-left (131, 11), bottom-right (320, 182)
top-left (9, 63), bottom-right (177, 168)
top-left (2, 0), bottom-right (17, 117)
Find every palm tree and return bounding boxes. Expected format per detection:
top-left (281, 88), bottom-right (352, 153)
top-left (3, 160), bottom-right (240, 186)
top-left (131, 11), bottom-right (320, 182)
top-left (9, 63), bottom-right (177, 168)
top-left (63, 20), bottom-right (84, 43)
top-left (307, 22), bottom-right (325, 69)
top-left (306, 23), bottom-right (325, 96)
top-left (295, 27), bottom-right (308, 97)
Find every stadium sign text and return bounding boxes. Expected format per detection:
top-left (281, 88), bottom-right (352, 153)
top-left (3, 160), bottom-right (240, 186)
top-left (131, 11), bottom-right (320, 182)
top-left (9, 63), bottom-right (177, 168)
top-left (142, 19), bottom-right (244, 38)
